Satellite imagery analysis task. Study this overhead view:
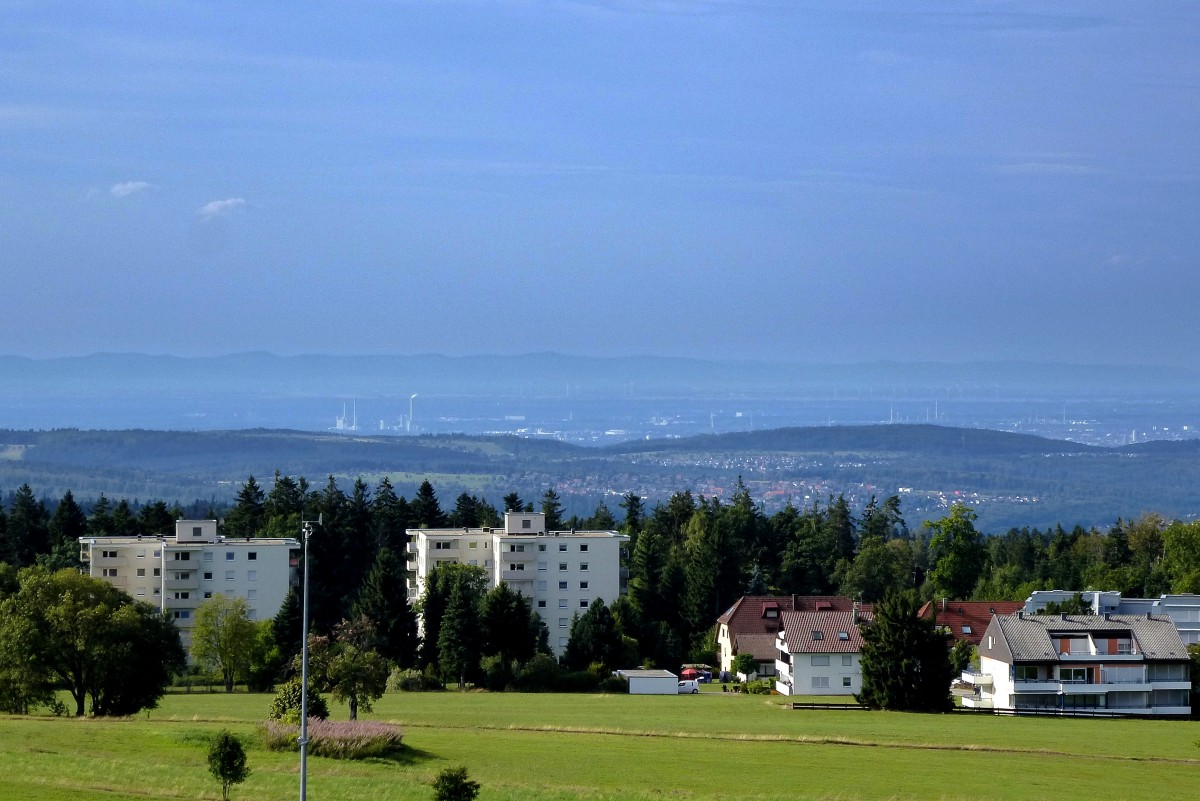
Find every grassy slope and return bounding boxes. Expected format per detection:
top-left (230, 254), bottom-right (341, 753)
top-left (2, 691), bottom-right (1197, 801)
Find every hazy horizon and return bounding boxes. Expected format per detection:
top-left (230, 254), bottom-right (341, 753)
top-left (4, 3), bottom-right (1198, 367)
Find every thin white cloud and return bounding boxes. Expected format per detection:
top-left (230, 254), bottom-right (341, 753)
top-left (110, 181), bottom-right (155, 198)
top-left (993, 162), bottom-right (1104, 176)
top-left (198, 198), bottom-right (247, 218)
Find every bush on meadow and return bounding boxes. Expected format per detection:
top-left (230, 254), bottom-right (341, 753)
top-left (264, 718), bottom-right (403, 759)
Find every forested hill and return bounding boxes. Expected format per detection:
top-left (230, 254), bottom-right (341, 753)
top-left (606, 424), bottom-right (1096, 457)
top-left (1, 425), bottom-right (1198, 530)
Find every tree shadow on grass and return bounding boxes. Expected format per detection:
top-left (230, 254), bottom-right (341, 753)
top-left (361, 744), bottom-right (438, 767)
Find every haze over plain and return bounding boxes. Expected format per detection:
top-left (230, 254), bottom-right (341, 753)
top-left (2, 2), bottom-right (1198, 366)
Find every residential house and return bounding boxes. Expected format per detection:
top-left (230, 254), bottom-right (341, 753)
top-left (919, 599), bottom-right (1024, 646)
top-left (961, 612), bottom-right (1191, 715)
top-left (774, 607), bottom-right (871, 696)
top-left (406, 511), bottom-right (628, 656)
top-left (716, 595), bottom-right (860, 677)
top-left (79, 519), bottom-right (299, 649)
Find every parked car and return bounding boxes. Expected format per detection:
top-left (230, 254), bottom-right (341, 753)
top-left (678, 680), bottom-right (700, 694)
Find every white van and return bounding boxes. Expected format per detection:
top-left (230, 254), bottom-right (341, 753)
top-left (678, 679), bottom-right (700, 694)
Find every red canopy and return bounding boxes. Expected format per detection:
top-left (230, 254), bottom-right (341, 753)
top-left (680, 668), bottom-right (700, 678)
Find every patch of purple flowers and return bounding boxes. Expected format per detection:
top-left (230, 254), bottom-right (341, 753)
top-left (265, 718), bottom-right (404, 759)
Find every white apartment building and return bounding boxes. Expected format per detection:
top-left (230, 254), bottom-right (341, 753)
top-left (79, 519), bottom-right (300, 648)
top-left (773, 609), bottom-right (871, 696)
top-left (407, 511), bottom-right (628, 655)
top-left (962, 612), bottom-right (1191, 716)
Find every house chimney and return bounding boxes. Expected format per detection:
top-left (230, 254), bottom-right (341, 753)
top-left (852, 601), bottom-right (860, 625)
top-left (941, 597), bottom-right (947, 611)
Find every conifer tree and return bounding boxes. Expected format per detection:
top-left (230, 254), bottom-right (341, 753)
top-left (351, 546), bottom-right (419, 668)
top-left (857, 590), bottom-right (953, 712)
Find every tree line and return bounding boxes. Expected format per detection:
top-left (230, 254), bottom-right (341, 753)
top-left (3, 474), bottom-right (1200, 694)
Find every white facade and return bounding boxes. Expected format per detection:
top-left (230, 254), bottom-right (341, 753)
top-left (776, 649), bottom-right (863, 696)
top-left (407, 511), bottom-right (628, 655)
top-left (80, 519), bottom-right (299, 649)
top-left (772, 610), bottom-right (868, 697)
top-left (963, 613), bottom-right (1192, 716)
top-left (618, 669), bottom-right (679, 695)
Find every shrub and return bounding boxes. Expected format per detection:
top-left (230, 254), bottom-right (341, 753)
top-left (388, 667), bottom-right (444, 692)
top-left (481, 655), bottom-right (515, 691)
top-left (267, 677), bottom-right (329, 723)
top-left (207, 730), bottom-right (249, 801)
top-left (432, 766), bottom-right (480, 801)
top-left (264, 718), bottom-right (403, 759)
top-left (598, 674), bottom-right (629, 694)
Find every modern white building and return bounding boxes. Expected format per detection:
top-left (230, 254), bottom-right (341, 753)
top-left (774, 608), bottom-right (871, 696)
top-left (1026, 590), bottom-right (1200, 646)
top-left (79, 519), bottom-right (300, 648)
top-left (961, 612), bottom-right (1191, 716)
top-left (407, 511), bottom-right (628, 655)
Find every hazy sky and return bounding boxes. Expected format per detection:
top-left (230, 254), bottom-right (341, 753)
top-left (3, 2), bottom-right (1198, 365)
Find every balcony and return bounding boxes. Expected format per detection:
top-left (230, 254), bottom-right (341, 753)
top-left (961, 670), bottom-right (992, 687)
top-left (163, 575), bottom-right (199, 591)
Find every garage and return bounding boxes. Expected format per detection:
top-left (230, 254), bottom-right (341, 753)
top-left (617, 669), bottom-right (679, 695)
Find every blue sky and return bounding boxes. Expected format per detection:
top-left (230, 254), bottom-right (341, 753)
top-left (3, 1), bottom-right (1198, 365)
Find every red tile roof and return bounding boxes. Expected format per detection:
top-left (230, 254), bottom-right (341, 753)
top-left (918, 600), bottom-right (1024, 646)
top-left (717, 595), bottom-right (859, 628)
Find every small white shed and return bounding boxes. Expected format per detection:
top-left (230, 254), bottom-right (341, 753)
top-left (617, 669), bottom-right (679, 695)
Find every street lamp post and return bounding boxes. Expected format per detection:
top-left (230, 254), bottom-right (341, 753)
top-left (298, 516), bottom-right (319, 801)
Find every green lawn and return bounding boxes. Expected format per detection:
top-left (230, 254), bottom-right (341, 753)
top-left (1, 690), bottom-right (1196, 801)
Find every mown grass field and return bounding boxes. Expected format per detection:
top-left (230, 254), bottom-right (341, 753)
top-left (1, 690), bottom-right (1197, 801)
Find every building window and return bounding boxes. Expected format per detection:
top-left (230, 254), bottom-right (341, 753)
top-left (153, 568), bottom-right (161, 577)
top-left (136, 550), bottom-right (145, 558)
top-left (837, 631), bottom-right (849, 641)
top-left (580, 581), bottom-right (589, 590)
top-left (811, 655), bottom-right (830, 666)
top-left (512, 563), bottom-right (525, 571)
top-left (579, 599), bottom-right (589, 609)
top-left (136, 589), bottom-right (146, 597)
top-left (203, 572), bottom-right (213, 580)
top-left (247, 609), bottom-right (257, 620)
top-left (153, 588), bottom-right (161, 595)
top-left (510, 544), bottom-right (524, 552)
top-left (174, 592), bottom-right (189, 600)
top-left (522, 519), bottom-right (531, 529)
top-left (558, 637), bottom-right (567, 649)
top-left (247, 589), bottom-right (257, 600)
top-left (842, 655), bottom-right (852, 666)
top-left (225, 570), bottom-right (235, 580)
top-left (136, 568), bottom-right (146, 577)
top-left (101, 550), bottom-right (118, 558)
top-left (173, 610), bottom-right (190, 620)
top-left (559, 563), bottom-right (567, 571)
top-left (435, 542), bottom-right (452, 550)
top-left (842, 676), bottom-right (852, 687)
top-left (204, 552), bottom-right (214, 562)
top-left (559, 543), bottom-right (567, 551)
top-left (248, 552), bottom-right (257, 561)
top-left (537, 600), bottom-right (547, 608)
top-left (153, 550), bottom-right (161, 557)
top-left (174, 552), bottom-right (190, 561)
top-left (538, 543), bottom-right (546, 551)
top-left (538, 562), bottom-right (548, 571)
top-left (537, 581), bottom-right (548, 591)
top-left (225, 551), bottom-right (235, 561)
top-left (961, 625), bottom-right (973, 635)
top-left (203, 592), bottom-right (212, 599)
top-left (811, 631), bottom-right (823, 641)
top-left (247, 570), bottom-right (257, 582)
top-left (580, 543), bottom-right (588, 552)
top-left (469, 541), bottom-right (478, 549)
top-left (559, 599), bottom-right (568, 608)
top-left (192, 527), bottom-right (202, 538)
top-left (1014, 665), bottom-right (1039, 681)
top-left (558, 581), bottom-right (568, 590)
top-left (811, 676), bottom-right (829, 689)
top-left (559, 618), bottom-right (568, 628)
top-left (176, 571), bottom-right (191, 580)
top-left (468, 559), bottom-right (478, 566)
top-left (102, 568), bottom-right (118, 577)
top-left (580, 562), bottom-right (589, 572)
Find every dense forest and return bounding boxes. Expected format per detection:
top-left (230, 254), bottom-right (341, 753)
top-left (3, 473), bottom-right (1199, 673)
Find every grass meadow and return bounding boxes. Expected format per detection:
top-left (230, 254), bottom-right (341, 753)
top-left (1, 689), bottom-right (1197, 801)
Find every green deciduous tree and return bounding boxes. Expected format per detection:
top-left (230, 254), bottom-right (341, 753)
top-left (191, 594), bottom-right (258, 692)
top-left (0, 567), bottom-right (184, 716)
top-left (857, 590), bottom-right (953, 712)
top-left (207, 730), bottom-right (249, 801)
top-left (319, 617), bottom-right (390, 720)
top-left (925, 503), bottom-right (984, 600)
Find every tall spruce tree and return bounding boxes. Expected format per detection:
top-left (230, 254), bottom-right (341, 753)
top-left (857, 590), bottom-right (953, 712)
top-left (438, 576), bottom-right (482, 686)
top-left (224, 477), bottom-right (266, 538)
top-left (351, 546), bottom-right (419, 668)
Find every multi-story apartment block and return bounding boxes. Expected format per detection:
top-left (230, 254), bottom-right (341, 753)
top-left (407, 511), bottom-right (628, 655)
top-left (79, 519), bottom-right (299, 648)
top-left (961, 612), bottom-right (1191, 716)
